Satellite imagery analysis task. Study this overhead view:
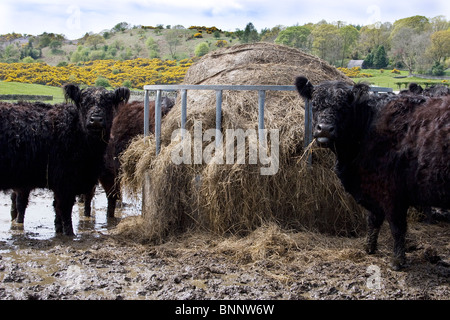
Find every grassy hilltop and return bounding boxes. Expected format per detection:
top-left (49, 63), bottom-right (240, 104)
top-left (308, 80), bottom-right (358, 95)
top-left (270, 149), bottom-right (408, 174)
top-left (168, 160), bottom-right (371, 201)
top-left (1, 26), bottom-right (236, 66)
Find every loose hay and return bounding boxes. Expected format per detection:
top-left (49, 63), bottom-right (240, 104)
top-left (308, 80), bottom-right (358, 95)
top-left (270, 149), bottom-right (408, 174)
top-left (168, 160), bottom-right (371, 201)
top-left (119, 43), bottom-right (365, 243)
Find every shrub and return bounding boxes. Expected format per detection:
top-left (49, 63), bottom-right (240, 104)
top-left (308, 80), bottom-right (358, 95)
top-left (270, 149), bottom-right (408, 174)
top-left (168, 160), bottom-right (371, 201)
top-left (122, 80), bottom-right (132, 88)
top-left (431, 62), bottom-right (445, 76)
top-left (95, 76), bottom-right (111, 88)
top-left (215, 40), bottom-right (228, 48)
top-left (0, 57), bottom-right (193, 89)
top-left (337, 67), bottom-right (373, 78)
top-left (195, 42), bottom-right (209, 57)
top-left (22, 56), bottom-right (35, 63)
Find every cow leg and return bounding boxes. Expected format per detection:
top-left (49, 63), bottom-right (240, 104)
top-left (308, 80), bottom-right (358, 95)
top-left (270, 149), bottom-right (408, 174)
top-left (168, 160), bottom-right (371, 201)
top-left (53, 193), bottom-right (75, 236)
top-left (366, 208), bottom-right (384, 254)
top-left (83, 186), bottom-right (95, 217)
top-left (14, 189), bottom-right (31, 223)
top-left (10, 191), bottom-right (17, 221)
top-left (100, 175), bottom-right (118, 218)
top-left (106, 193), bottom-right (118, 218)
top-left (386, 206), bottom-right (408, 271)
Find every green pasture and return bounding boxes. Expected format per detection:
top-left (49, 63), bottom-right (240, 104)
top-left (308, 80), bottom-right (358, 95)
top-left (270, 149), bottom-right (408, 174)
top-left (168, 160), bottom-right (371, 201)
top-left (352, 69), bottom-right (448, 91)
top-left (0, 81), bottom-right (66, 104)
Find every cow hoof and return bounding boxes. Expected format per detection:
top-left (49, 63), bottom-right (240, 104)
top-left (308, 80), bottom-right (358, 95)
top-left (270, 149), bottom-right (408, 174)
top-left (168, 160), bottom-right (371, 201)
top-left (365, 244), bottom-right (377, 255)
top-left (63, 226), bottom-right (75, 236)
top-left (390, 257), bottom-right (407, 271)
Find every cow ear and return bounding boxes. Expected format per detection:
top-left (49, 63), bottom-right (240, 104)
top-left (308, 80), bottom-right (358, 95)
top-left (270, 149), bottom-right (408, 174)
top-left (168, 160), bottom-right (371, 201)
top-left (351, 82), bottom-right (370, 104)
top-left (114, 87), bottom-right (130, 107)
top-left (63, 84), bottom-right (81, 105)
top-left (408, 83), bottom-right (423, 94)
top-left (295, 76), bottom-right (313, 100)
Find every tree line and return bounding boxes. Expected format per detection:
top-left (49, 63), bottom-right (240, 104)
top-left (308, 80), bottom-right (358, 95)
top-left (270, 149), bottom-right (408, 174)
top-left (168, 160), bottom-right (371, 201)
top-left (1, 15), bottom-right (449, 76)
top-left (238, 15), bottom-right (449, 76)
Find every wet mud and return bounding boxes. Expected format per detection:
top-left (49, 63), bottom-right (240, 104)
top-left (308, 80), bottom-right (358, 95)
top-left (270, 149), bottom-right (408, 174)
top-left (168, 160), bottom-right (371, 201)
top-left (0, 189), bottom-right (449, 300)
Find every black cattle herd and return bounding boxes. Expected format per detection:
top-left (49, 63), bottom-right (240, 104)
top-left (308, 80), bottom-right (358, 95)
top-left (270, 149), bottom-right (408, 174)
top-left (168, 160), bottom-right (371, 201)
top-left (0, 78), bottom-right (448, 270)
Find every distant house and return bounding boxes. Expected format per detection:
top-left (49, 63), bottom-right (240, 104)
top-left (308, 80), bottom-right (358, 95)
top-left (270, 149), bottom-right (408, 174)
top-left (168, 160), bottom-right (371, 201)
top-left (347, 60), bottom-right (364, 69)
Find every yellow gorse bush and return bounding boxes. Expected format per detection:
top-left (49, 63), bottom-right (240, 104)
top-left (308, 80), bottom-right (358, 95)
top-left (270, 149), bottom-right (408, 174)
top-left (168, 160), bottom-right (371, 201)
top-left (337, 67), bottom-right (373, 78)
top-left (0, 58), bottom-right (193, 89)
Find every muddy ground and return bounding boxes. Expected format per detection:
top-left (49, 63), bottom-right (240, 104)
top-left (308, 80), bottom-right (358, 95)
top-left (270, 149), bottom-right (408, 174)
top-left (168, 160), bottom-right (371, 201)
top-left (0, 189), bottom-right (449, 301)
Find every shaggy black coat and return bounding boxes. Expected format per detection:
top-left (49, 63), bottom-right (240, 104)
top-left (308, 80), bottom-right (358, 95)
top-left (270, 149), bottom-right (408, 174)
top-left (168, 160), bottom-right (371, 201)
top-left (295, 76), bottom-right (449, 270)
top-left (3, 84), bottom-right (130, 235)
top-left (83, 97), bottom-right (174, 217)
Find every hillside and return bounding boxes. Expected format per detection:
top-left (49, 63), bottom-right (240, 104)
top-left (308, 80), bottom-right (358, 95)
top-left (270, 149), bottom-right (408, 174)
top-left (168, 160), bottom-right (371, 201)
top-left (1, 26), bottom-right (237, 66)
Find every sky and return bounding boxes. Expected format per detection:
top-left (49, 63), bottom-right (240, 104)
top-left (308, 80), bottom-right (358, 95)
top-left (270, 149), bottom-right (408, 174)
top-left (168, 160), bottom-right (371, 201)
top-left (0, 0), bottom-right (449, 40)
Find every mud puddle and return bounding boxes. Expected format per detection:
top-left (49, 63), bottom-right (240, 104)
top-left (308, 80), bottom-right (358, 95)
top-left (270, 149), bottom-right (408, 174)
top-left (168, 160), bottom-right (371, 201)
top-left (0, 189), bottom-right (449, 300)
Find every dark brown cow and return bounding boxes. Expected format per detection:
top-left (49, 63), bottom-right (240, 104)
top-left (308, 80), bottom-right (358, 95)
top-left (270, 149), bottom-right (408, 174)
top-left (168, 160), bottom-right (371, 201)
top-left (295, 76), bottom-right (449, 270)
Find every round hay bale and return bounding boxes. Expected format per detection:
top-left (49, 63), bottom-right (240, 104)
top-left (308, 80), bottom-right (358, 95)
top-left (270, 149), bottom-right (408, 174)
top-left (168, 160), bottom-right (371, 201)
top-left (119, 43), bottom-right (365, 243)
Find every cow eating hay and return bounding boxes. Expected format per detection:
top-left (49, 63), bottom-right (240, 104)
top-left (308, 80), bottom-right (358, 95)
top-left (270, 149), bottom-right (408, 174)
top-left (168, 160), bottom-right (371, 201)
top-left (295, 76), bottom-right (450, 270)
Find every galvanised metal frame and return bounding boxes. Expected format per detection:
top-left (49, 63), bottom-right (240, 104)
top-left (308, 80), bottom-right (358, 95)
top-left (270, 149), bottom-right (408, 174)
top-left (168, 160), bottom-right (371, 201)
top-left (143, 84), bottom-right (393, 157)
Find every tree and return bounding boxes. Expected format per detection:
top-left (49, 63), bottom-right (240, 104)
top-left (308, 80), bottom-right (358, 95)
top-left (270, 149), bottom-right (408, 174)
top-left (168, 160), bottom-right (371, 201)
top-left (427, 29), bottom-right (450, 64)
top-left (146, 37), bottom-right (160, 59)
top-left (391, 15), bottom-right (431, 39)
top-left (312, 23), bottom-right (341, 65)
top-left (363, 51), bottom-right (374, 68)
top-left (338, 25), bottom-right (359, 67)
top-left (85, 34), bottom-right (106, 50)
top-left (275, 26), bottom-right (311, 50)
top-left (195, 42), bottom-right (209, 57)
top-left (430, 15), bottom-right (450, 32)
top-left (373, 45), bottom-right (389, 68)
top-left (358, 22), bottom-right (392, 55)
top-left (165, 29), bottom-right (182, 59)
top-left (241, 23), bottom-right (259, 43)
top-left (1, 44), bottom-right (20, 62)
top-left (391, 27), bottom-right (431, 75)
top-left (112, 22), bottom-right (130, 33)
top-left (49, 40), bottom-right (63, 54)
top-left (260, 25), bottom-right (282, 43)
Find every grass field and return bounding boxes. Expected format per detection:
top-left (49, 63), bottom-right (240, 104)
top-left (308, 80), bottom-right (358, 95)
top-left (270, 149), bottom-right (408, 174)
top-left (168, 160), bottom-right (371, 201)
top-left (352, 69), bottom-right (448, 91)
top-left (0, 81), bottom-right (66, 103)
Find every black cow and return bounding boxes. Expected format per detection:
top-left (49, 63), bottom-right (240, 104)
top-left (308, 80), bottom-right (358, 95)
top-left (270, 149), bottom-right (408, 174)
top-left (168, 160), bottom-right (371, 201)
top-left (82, 96), bottom-right (174, 218)
top-left (2, 85), bottom-right (130, 235)
top-left (295, 76), bottom-right (449, 270)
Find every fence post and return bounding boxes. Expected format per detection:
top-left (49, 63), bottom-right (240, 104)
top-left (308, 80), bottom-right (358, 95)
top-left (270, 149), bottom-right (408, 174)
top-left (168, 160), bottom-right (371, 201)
top-left (155, 90), bottom-right (162, 155)
top-left (181, 89), bottom-right (187, 140)
top-left (215, 90), bottom-right (223, 148)
top-left (304, 98), bottom-right (313, 165)
top-left (144, 89), bottom-right (150, 136)
top-left (258, 90), bottom-right (266, 147)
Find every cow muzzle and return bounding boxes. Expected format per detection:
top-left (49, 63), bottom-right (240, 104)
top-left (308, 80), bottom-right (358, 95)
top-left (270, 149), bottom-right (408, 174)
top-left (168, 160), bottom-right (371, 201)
top-left (313, 123), bottom-right (335, 147)
top-left (87, 115), bottom-right (105, 131)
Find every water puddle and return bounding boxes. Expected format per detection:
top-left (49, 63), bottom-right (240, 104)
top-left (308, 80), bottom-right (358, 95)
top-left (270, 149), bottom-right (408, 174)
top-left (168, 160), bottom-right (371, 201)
top-left (0, 188), bottom-right (141, 245)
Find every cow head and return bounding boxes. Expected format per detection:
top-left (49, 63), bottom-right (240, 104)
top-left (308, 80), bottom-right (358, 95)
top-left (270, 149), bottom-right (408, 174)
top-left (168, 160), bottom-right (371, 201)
top-left (64, 84), bottom-right (130, 138)
top-left (295, 76), bottom-right (370, 150)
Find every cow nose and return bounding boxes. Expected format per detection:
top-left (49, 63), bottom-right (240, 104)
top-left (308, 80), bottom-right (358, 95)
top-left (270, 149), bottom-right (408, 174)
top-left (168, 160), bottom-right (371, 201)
top-left (89, 115), bottom-right (103, 125)
top-left (316, 123), bottom-right (334, 136)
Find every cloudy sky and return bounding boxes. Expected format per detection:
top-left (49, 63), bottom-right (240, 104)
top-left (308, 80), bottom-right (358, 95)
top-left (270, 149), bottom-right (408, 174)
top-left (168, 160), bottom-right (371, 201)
top-left (0, 0), bottom-right (448, 39)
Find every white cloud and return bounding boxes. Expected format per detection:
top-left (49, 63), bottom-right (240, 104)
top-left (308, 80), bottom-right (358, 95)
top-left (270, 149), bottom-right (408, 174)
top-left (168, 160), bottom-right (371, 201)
top-left (0, 0), bottom-right (448, 39)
